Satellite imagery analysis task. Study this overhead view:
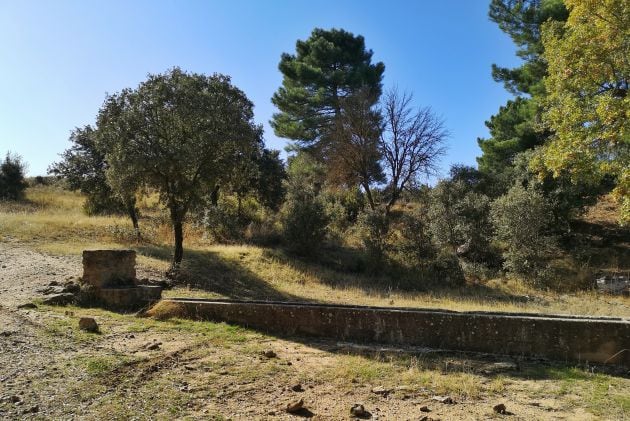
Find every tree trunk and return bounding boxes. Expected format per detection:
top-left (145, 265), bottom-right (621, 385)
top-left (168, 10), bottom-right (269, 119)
top-left (127, 203), bottom-right (139, 231)
top-left (211, 185), bottom-right (220, 206)
top-left (362, 182), bottom-right (376, 211)
top-left (173, 219), bottom-right (184, 266)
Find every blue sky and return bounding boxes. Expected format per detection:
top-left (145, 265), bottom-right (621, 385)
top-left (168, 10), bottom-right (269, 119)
top-left (0, 0), bottom-right (520, 177)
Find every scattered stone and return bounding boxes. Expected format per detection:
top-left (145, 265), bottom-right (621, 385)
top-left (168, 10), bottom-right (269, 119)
top-left (0, 331), bottom-right (13, 337)
top-left (48, 280), bottom-right (60, 286)
top-left (263, 350), bottom-right (277, 358)
top-left (286, 398), bottom-right (304, 413)
top-left (23, 405), bottom-right (39, 414)
top-left (291, 384), bottom-right (304, 392)
top-left (9, 395), bottom-right (21, 403)
top-left (219, 370), bottom-right (229, 375)
top-left (78, 317), bottom-right (99, 333)
top-left (63, 281), bottom-right (80, 294)
top-left (371, 386), bottom-right (390, 395)
top-left (350, 403), bottom-right (369, 418)
top-left (419, 416), bottom-right (439, 421)
top-left (432, 395), bottom-right (455, 404)
top-left (146, 342), bottom-right (161, 351)
top-left (493, 403), bottom-right (508, 414)
top-left (17, 303), bottom-right (37, 310)
top-left (481, 361), bottom-right (518, 374)
top-left (42, 293), bottom-right (75, 306)
top-left (184, 365), bottom-right (195, 371)
top-left (419, 405), bottom-right (431, 412)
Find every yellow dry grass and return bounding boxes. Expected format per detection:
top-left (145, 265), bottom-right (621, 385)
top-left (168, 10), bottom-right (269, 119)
top-left (2, 186), bottom-right (630, 318)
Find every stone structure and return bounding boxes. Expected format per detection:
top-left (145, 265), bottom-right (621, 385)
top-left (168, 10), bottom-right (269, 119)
top-left (163, 298), bottom-right (630, 368)
top-left (82, 250), bottom-right (136, 288)
top-left (82, 250), bottom-right (161, 310)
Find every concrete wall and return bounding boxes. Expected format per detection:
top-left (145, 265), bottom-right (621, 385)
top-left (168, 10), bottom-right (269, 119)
top-left (82, 250), bottom-right (136, 288)
top-left (163, 299), bottom-right (630, 367)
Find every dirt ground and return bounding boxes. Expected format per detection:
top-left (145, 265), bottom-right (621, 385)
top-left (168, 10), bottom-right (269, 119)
top-left (0, 239), bottom-right (628, 420)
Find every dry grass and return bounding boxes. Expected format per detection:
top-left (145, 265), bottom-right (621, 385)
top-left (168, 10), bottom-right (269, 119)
top-left (2, 186), bottom-right (630, 318)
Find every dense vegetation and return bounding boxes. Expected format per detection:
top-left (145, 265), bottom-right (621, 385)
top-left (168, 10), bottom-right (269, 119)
top-left (5, 0), bottom-right (620, 290)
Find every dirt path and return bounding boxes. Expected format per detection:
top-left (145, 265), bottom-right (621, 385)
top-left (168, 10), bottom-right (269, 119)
top-left (0, 241), bottom-right (627, 420)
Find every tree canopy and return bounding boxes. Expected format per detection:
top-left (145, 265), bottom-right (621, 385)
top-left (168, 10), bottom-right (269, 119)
top-left (271, 28), bottom-right (385, 155)
top-left (49, 126), bottom-right (138, 224)
top-left (477, 0), bottom-right (567, 191)
top-left (537, 0), bottom-right (630, 222)
top-left (96, 68), bottom-right (262, 265)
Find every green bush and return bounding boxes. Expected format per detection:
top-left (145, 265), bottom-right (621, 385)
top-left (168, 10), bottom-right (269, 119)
top-left (428, 179), bottom-right (495, 264)
top-left (491, 184), bottom-right (558, 285)
top-left (356, 208), bottom-right (390, 268)
top-left (281, 189), bottom-right (329, 256)
top-left (396, 206), bottom-right (437, 263)
top-left (0, 152), bottom-right (27, 201)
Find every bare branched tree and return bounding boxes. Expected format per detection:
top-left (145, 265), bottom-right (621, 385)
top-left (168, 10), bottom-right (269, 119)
top-left (381, 88), bottom-right (448, 212)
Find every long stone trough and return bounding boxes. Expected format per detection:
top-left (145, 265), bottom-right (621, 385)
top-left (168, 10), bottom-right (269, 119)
top-left (163, 298), bottom-right (630, 368)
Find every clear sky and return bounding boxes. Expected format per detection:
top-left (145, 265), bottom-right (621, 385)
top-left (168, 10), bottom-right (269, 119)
top-left (0, 0), bottom-right (520, 177)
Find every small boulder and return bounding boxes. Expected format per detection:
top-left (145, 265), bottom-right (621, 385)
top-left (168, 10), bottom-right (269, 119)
top-left (419, 405), bottom-right (431, 412)
top-left (42, 293), bottom-right (75, 306)
top-left (350, 403), bottom-right (370, 418)
top-left (371, 386), bottom-right (390, 396)
top-left (78, 317), bottom-right (99, 333)
top-left (146, 342), bottom-right (161, 350)
top-left (17, 303), bottom-right (37, 310)
top-left (263, 350), bottom-right (277, 358)
top-left (432, 395), bottom-right (455, 404)
top-left (493, 403), bottom-right (508, 414)
top-left (286, 398), bottom-right (304, 413)
top-left (291, 384), bottom-right (304, 392)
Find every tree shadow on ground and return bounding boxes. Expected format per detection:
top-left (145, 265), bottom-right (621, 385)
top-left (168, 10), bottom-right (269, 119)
top-left (136, 244), bottom-right (314, 302)
top-left (260, 247), bottom-right (546, 308)
top-left (259, 332), bottom-right (630, 381)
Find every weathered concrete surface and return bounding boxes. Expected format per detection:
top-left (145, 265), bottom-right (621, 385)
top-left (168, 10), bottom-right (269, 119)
top-left (82, 249), bottom-right (161, 310)
top-left (82, 250), bottom-right (136, 288)
top-left (163, 299), bottom-right (630, 367)
top-left (100, 285), bottom-right (163, 310)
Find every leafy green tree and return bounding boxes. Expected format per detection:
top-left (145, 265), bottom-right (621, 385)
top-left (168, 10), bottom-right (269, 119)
top-left (281, 152), bottom-right (329, 256)
top-left (271, 27), bottom-right (385, 161)
top-left (256, 149), bottom-right (286, 211)
top-left (272, 29), bottom-right (387, 200)
top-left (477, 0), bottom-right (567, 192)
top-left (537, 0), bottom-right (630, 222)
top-left (491, 184), bottom-right (558, 284)
top-left (0, 152), bottom-right (27, 201)
top-left (96, 68), bottom-right (262, 267)
top-left (428, 178), bottom-right (493, 263)
top-left (49, 126), bottom-right (138, 227)
top-left (489, 0), bottom-right (568, 96)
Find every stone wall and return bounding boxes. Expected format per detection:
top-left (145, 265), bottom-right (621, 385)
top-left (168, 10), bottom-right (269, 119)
top-left (82, 250), bottom-right (136, 288)
top-left (81, 249), bottom-right (161, 310)
top-left (163, 299), bottom-right (630, 367)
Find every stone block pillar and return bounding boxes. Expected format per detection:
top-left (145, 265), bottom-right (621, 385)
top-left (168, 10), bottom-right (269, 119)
top-left (82, 250), bottom-right (136, 289)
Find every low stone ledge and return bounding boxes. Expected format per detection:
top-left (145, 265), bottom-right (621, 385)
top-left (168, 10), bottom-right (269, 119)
top-left (162, 299), bottom-right (630, 368)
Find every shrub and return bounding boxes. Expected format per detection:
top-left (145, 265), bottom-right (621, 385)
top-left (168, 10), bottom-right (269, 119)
top-left (491, 184), bottom-right (558, 284)
top-left (281, 189), bottom-right (329, 256)
top-left (396, 206), bottom-right (437, 263)
top-left (356, 208), bottom-right (390, 268)
top-left (428, 179), bottom-right (494, 264)
top-left (0, 152), bottom-right (27, 201)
